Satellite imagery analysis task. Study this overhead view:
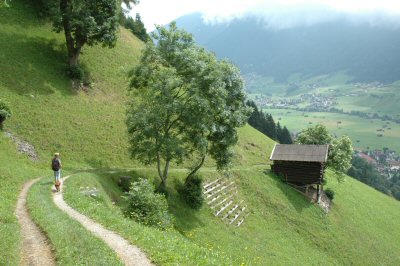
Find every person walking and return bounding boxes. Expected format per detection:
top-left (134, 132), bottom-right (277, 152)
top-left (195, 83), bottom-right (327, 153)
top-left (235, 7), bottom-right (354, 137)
top-left (52, 153), bottom-right (62, 191)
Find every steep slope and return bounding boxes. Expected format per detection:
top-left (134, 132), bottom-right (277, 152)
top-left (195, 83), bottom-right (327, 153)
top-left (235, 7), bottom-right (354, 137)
top-left (0, 0), bottom-right (144, 263)
top-left (0, 0), bottom-right (143, 169)
top-left (1, 1), bottom-right (399, 265)
top-left (60, 139), bottom-right (400, 265)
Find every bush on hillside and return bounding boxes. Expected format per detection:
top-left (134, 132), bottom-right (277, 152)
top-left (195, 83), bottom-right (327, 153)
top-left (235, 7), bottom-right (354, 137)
top-left (325, 188), bottom-right (335, 201)
top-left (122, 178), bottom-right (173, 230)
top-left (66, 64), bottom-right (91, 87)
top-left (0, 100), bottom-right (11, 130)
top-left (177, 175), bottom-right (204, 210)
top-left (67, 64), bottom-right (84, 81)
top-left (118, 176), bottom-right (132, 192)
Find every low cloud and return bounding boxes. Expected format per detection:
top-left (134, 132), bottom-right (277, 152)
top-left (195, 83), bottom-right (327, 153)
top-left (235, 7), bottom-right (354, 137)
top-left (200, 1), bottom-right (400, 30)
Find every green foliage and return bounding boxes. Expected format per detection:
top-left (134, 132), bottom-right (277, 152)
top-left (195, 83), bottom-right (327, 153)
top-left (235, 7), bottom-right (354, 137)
top-left (118, 176), bottom-right (132, 192)
top-left (122, 178), bottom-right (173, 230)
top-left (297, 124), bottom-right (332, 145)
top-left (325, 188), bottom-right (335, 200)
top-left (52, 0), bottom-right (119, 47)
top-left (297, 124), bottom-right (353, 179)
top-left (66, 63), bottom-right (91, 86)
top-left (177, 174), bottom-right (204, 210)
top-left (246, 100), bottom-right (293, 143)
top-left (63, 171), bottom-right (233, 265)
top-left (122, 13), bottom-right (149, 42)
top-left (126, 22), bottom-right (250, 186)
top-left (328, 135), bottom-right (353, 176)
top-left (348, 156), bottom-right (400, 200)
top-left (49, 0), bottom-right (123, 66)
top-left (0, 99), bottom-right (11, 130)
top-left (66, 64), bottom-right (84, 80)
top-left (276, 122), bottom-right (293, 144)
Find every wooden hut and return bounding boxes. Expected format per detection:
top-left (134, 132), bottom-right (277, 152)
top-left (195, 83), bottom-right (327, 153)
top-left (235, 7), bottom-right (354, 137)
top-left (270, 144), bottom-right (329, 201)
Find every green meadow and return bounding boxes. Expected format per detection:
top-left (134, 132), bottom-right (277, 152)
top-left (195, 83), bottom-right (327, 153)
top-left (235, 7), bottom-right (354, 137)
top-left (266, 109), bottom-right (400, 152)
top-left (1, 1), bottom-right (400, 265)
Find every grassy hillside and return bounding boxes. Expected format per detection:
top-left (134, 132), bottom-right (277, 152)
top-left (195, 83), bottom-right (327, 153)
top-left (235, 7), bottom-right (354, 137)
top-left (0, 135), bottom-right (45, 265)
top-left (1, 1), bottom-right (400, 265)
top-left (59, 164), bottom-right (400, 265)
top-left (0, 0), bottom-right (143, 263)
top-left (0, 0), bottom-right (143, 169)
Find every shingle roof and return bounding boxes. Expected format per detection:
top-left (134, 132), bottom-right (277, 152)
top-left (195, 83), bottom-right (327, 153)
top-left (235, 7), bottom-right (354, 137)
top-left (270, 144), bottom-right (329, 162)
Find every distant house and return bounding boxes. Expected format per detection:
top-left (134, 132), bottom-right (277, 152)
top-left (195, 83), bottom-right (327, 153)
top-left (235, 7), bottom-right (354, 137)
top-left (388, 160), bottom-right (400, 171)
top-left (357, 153), bottom-right (377, 165)
top-left (270, 144), bottom-right (329, 201)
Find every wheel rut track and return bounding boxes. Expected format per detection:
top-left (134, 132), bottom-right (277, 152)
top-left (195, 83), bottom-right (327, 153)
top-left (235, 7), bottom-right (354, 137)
top-left (16, 178), bottom-right (55, 266)
top-left (53, 175), bottom-right (153, 266)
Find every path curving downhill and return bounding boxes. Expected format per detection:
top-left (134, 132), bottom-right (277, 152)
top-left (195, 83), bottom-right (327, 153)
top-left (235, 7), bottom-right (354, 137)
top-left (16, 178), bottom-right (56, 266)
top-left (53, 175), bottom-right (153, 266)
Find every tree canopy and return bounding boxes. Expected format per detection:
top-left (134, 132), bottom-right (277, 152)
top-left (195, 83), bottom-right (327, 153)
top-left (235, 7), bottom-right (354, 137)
top-left (126, 22), bottom-right (250, 189)
top-left (296, 124), bottom-right (353, 180)
top-left (121, 13), bottom-right (149, 42)
top-left (246, 100), bottom-right (293, 144)
top-left (41, 0), bottom-right (137, 68)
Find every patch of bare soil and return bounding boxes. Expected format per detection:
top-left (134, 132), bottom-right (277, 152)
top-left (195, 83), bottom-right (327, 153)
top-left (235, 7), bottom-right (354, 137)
top-left (4, 131), bottom-right (39, 161)
top-left (15, 178), bottom-right (55, 266)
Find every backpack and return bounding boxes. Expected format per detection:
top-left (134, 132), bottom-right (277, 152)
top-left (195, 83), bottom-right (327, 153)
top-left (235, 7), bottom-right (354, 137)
top-left (52, 158), bottom-right (60, 171)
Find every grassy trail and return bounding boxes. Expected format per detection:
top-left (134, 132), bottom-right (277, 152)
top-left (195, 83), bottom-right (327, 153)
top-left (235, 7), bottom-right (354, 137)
top-left (53, 175), bottom-right (153, 266)
top-left (16, 178), bottom-right (55, 266)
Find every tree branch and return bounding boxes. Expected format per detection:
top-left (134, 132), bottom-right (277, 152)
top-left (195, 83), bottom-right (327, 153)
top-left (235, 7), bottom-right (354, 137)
top-left (185, 152), bottom-right (207, 184)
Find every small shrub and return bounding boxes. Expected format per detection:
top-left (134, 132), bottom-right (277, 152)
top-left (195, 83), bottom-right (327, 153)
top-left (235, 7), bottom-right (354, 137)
top-left (67, 64), bottom-right (84, 81)
top-left (155, 182), bottom-right (169, 197)
top-left (177, 175), bottom-right (204, 210)
top-left (122, 178), bottom-right (173, 230)
top-left (0, 99), bottom-right (11, 130)
top-left (118, 176), bottom-right (132, 192)
top-left (325, 188), bottom-right (335, 201)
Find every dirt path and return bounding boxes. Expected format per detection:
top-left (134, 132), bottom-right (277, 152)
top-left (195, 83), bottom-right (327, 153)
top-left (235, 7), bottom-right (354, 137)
top-left (15, 178), bottom-right (55, 266)
top-left (53, 176), bottom-right (153, 266)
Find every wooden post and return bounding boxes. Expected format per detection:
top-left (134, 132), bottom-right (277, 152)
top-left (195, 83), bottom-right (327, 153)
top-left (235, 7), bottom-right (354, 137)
top-left (316, 184), bottom-right (320, 203)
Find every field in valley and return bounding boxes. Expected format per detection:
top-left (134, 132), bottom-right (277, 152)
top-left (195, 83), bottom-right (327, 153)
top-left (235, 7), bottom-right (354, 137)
top-left (265, 109), bottom-right (400, 153)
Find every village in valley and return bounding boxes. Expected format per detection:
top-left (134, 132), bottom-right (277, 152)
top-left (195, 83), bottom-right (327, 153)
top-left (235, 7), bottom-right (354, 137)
top-left (249, 82), bottom-right (400, 180)
top-left (356, 149), bottom-right (400, 178)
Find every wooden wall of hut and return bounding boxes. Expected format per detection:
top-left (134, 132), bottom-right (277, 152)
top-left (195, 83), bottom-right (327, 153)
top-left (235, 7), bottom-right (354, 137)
top-left (271, 160), bottom-right (325, 185)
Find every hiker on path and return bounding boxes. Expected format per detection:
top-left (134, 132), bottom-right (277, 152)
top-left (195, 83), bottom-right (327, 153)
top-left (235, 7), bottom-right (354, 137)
top-left (52, 153), bottom-right (62, 183)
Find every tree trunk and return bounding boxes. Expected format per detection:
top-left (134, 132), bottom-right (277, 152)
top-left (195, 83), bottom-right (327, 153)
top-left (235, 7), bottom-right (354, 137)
top-left (60, 0), bottom-right (84, 67)
top-left (68, 51), bottom-right (80, 66)
top-left (185, 154), bottom-right (206, 185)
top-left (156, 152), bottom-right (170, 193)
top-left (157, 178), bottom-right (167, 193)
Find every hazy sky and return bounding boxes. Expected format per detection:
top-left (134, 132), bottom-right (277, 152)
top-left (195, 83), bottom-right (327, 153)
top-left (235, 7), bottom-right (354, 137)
top-left (128, 0), bottom-right (400, 30)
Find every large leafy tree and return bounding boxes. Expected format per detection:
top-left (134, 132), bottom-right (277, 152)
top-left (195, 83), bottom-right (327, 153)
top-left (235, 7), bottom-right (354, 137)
top-left (50, 0), bottom-right (137, 66)
top-left (126, 23), bottom-right (250, 190)
top-left (296, 124), bottom-right (353, 180)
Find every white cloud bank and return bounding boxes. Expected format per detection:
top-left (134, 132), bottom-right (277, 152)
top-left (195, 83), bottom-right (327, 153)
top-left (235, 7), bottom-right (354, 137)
top-left (129, 0), bottom-right (400, 30)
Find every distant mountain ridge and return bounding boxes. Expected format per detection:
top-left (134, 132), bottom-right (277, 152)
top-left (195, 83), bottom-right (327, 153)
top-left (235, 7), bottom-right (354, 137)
top-left (175, 13), bottom-right (400, 83)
